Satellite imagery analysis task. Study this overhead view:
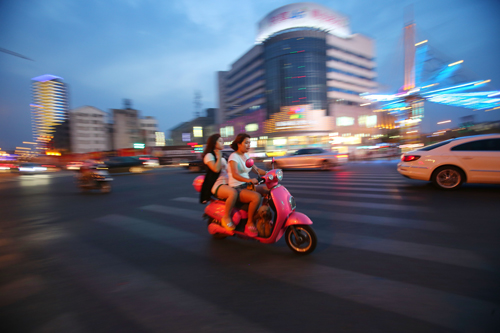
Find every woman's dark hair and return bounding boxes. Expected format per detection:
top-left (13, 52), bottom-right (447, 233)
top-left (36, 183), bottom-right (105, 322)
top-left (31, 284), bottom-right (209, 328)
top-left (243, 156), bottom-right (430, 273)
top-left (202, 133), bottom-right (221, 159)
top-left (230, 133), bottom-right (250, 151)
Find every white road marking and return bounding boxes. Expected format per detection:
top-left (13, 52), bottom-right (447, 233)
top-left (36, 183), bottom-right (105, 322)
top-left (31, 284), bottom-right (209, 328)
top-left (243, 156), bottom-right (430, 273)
top-left (48, 234), bottom-right (272, 333)
top-left (300, 209), bottom-right (452, 232)
top-left (95, 213), bottom-right (500, 332)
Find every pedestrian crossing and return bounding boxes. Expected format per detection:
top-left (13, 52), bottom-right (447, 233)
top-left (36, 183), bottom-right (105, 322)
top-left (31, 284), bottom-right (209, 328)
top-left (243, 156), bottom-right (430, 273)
top-left (3, 169), bottom-right (499, 332)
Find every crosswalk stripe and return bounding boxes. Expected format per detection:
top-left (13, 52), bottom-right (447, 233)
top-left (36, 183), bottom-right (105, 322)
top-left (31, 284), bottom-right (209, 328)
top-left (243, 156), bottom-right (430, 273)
top-left (107, 209), bottom-right (491, 270)
top-left (284, 184), bottom-right (413, 193)
top-left (243, 261), bottom-right (498, 333)
top-left (300, 209), bottom-right (452, 232)
top-left (95, 214), bottom-right (200, 240)
top-left (140, 204), bottom-right (478, 270)
top-left (284, 175), bottom-right (404, 180)
top-left (48, 234), bottom-right (272, 333)
top-left (142, 204), bottom-right (201, 220)
top-left (283, 178), bottom-right (407, 184)
top-left (283, 180), bottom-right (411, 187)
top-left (150, 201), bottom-right (447, 232)
top-left (296, 197), bottom-right (429, 212)
top-left (95, 213), bottom-right (498, 332)
top-left (325, 231), bottom-right (494, 271)
top-left (290, 189), bottom-right (422, 200)
top-left (172, 197), bottom-right (201, 204)
top-left (171, 196), bottom-right (426, 212)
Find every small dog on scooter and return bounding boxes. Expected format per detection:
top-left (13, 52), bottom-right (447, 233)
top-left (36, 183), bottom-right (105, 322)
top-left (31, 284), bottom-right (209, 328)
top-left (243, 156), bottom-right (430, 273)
top-left (256, 205), bottom-right (273, 238)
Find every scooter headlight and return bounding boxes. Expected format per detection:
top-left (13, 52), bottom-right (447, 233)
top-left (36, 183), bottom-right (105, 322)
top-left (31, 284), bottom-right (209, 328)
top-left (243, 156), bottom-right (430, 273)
top-left (289, 196), bottom-right (296, 211)
top-left (276, 169), bottom-right (283, 181)
top-left (268, 174), bottom-right (274, 181)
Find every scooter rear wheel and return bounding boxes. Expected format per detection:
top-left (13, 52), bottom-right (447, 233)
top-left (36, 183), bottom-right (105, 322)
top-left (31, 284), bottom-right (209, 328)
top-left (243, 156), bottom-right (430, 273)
top-left (285, 225), bottom-right (317, 255)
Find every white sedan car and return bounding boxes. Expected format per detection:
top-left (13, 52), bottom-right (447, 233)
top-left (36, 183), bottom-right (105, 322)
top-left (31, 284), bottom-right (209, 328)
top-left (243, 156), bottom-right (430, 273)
top-left (398, 134), bottom-right (500, 190)
top-left (264, 148), bottom-right (348, 170)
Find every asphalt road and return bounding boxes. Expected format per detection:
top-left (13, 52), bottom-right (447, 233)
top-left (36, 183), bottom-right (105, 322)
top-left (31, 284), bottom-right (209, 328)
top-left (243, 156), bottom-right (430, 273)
top-left (1, 161), bottom-right (499, 333)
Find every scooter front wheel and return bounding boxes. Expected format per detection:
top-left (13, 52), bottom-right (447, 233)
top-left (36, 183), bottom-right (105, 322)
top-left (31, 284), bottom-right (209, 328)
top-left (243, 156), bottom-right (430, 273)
top-left (285, 225), bottom-right (317, 255)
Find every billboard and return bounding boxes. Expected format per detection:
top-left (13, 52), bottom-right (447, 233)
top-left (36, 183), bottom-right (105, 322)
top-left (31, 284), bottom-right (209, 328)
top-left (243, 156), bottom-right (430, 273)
top-left (256, 3), bottom-right (350, 43)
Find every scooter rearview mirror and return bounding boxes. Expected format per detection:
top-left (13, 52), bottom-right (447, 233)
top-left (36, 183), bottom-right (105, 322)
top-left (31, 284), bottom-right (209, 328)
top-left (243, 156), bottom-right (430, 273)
top-left (245, 158), bottom-right (254, 168)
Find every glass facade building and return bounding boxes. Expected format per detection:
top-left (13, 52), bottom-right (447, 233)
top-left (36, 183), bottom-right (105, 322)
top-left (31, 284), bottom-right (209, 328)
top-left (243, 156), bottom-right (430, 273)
top-left (217, 3), bottom-right (384, 152)
top-left (264, 30), bottom-right (327, 116)
top-left (31, 74), bottom-right (70, 152)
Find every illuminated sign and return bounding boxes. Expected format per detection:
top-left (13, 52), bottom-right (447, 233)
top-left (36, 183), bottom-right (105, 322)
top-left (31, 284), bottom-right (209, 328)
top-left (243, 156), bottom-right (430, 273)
top-left (155, 132), bottom-right (165, 146)
top-left (193, 126), bottom-right (203, 138)
top-left (182, 133), bottom-right (191, 142)
top-left (257, 3), bottom-right (350, 43)
top-left (133, 143), bottom-right (145, 149)
top-left (336, 117), bottom-right (354, 126)
top-left (288, 106), bottom-right (306, 119)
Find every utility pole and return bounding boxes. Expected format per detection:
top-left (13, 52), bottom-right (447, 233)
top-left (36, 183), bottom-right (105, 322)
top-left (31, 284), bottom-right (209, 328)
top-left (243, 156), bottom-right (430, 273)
top-left (194, 90), bottom-right (202, 118)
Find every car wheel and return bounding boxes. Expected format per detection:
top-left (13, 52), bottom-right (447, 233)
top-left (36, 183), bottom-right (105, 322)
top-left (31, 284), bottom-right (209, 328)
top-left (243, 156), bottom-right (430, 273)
top-left (189, 165), bottom-right (201, 172)
top-left (129, 166), bottom-right (144, 173)
top-left (320, 160), bottom-right (332, 171)
top-left (432, 166), bottom-right (465, 190)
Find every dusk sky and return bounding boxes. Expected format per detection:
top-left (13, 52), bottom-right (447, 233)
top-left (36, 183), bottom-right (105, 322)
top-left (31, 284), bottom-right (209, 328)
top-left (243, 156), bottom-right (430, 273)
top-left (1, 0), bottom-right (499, 150)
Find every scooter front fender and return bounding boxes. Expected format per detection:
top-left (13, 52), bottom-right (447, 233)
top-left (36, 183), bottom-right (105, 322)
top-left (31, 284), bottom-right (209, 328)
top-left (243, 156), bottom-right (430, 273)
top-left (284, 211), bottom-right (313, 228)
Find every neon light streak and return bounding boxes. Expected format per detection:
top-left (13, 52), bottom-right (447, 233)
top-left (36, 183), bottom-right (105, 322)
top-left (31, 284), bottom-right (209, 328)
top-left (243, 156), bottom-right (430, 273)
top-left (415, 40), bottom-right (428, 46)
top-left (474, 80), bottom-right (490, 86)
top-left (448, 60), bottom-right (463, 67)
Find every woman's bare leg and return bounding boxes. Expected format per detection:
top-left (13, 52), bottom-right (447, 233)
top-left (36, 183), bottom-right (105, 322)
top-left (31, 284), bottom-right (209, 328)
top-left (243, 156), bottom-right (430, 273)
top-left (216, 185), bottom-right (237, 225)
top-left (238, 189), bottom-right (261, 228)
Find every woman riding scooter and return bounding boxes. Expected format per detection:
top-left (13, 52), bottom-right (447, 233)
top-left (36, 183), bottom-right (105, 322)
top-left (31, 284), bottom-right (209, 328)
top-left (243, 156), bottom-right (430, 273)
top-left (200, 134), bottom-right (238, 231)
top-left (228, 133), bottom-right (267, 237)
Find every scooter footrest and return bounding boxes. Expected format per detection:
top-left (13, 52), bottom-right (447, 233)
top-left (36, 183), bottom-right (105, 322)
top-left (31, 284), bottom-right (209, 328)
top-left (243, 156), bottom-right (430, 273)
top-left (208, 223), bottom-right (234, 236)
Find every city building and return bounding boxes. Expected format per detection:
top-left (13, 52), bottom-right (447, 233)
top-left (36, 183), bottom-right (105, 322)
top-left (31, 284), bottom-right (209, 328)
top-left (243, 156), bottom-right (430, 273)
top-left (69, 106), bottom-right (110, 153)
top-left (111, 100), bottom-right (159, 150)
top-left (30, 74), bottom-right (71, 153)
top-left (139, 116), bottom-right (159, 147)
top-left (170, 108), bottom-right (217, 145)
top-left (217, 3), bottom-right (390, 153)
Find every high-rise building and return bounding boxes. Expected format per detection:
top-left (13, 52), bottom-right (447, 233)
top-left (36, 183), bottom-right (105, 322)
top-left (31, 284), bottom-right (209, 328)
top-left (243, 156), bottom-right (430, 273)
top-left (217, 3), bottom-right (385, 151)
top-left (31, 74), bottom-right (70, 152)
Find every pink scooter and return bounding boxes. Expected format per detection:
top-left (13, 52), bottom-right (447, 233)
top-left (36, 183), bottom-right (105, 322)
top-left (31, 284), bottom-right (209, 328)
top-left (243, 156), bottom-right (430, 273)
top-left (193, 158), bottom-right (317, 254)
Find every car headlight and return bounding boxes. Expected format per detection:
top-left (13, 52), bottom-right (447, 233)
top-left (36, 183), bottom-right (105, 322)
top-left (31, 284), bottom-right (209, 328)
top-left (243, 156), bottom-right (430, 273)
top-left (276, 169), bottom-right (283, 181)
top-left (289, 196), bottom-right (296, 211)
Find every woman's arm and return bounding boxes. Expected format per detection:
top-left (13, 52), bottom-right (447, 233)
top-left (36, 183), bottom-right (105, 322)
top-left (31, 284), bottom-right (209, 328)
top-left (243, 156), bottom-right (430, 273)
top-left (205, 153), bottom-right (222, 173)
top-left (229, 160), bottom-right (256, 183)
top-left (252, 165), bottom-right (267, 176)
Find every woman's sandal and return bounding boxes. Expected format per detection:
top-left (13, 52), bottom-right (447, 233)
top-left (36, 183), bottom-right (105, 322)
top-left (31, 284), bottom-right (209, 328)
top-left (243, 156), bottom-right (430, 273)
top-left (245, 223), bottom-right (258, 237)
